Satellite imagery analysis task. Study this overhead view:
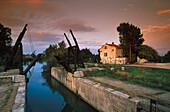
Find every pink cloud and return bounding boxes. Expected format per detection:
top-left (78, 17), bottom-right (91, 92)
top-left (128, 4), bottom-right (134, 7)
top-left (142, 24), bottom-right (170, 55)
top-left (157, 9), bottom-right (170, 15)
top-left (50, 19), bottom-right (96, 32)
top-left (0, 0), bottom-right (66, 27)
top-left (154, 1), bottom-right (170, 7)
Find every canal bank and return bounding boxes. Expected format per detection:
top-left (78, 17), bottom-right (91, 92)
top-left (51, 67), bottom-right (170, 112)
top-left (0, 69), bottom-right (26, 112)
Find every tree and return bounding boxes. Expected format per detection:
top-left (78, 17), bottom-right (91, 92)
top-left (80, 48), bottom-right (93, 62)
top-left (0, 23), bottom-right (12, 66)
top-left (117, 22), bottom-right (144, 63)
top-left (31, 50), bottom-right (37, 59)
top-left (138, 45), bottom-right (160, 62)
top-left (164, 50), bottom-right (170, 62)
top-left (43, 41), bottom-right (67, 72)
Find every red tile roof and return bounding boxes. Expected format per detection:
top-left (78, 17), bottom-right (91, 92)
top-left (106, 44), bottom-right (122, 48)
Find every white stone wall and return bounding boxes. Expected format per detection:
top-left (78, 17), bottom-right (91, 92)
top-left (51, 67), bottom-right (139, 112)
top-left (101, 57), bottom-right (127, 64)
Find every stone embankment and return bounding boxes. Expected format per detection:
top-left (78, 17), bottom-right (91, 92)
top-left (51, 67), bottom-right (170, 112)
top-left (0, 69), bottom-right (25, 112)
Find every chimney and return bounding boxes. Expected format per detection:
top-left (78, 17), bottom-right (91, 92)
top-left (112, 42), bottom-right (114, 45)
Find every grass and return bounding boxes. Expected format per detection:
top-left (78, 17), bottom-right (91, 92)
top-left (0, 66), bottom-right (4, 72)
top-left (84, 63), bottom-right (170, 91)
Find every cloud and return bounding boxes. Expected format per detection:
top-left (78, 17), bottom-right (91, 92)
top-left (0, 16), bottom-right (25, 27)
top-left (25, 32), bottom-right (63, 42)
top-left (0, 0), bottom-right (66, 27)
top-left (142, 24), bottom-right (170, 55)
top-left (22, 32), bottom-right (63, 53)
top-left (50, 19), bottom-right (96, 32)
top-left (157, 9), bottom-right (170, 15)
top-left (8, 0), bottom-right (43, 5)
top-left (128, 4), bottom-right (134, 7)
top-left (121, 8), bottom-right (128, 11)
top-left (79, 40), bottom-right (103, 49)
top-left (154, 1), bottom-right (170, 7)
top-left (121, 4), bottom-right (134, 12)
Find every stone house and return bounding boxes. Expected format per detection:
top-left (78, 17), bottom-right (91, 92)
top-left (99, 42), bottom-right (127, 64)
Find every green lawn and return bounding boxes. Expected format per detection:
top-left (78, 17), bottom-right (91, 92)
top-left (84, 63), bottom-right (170, 91)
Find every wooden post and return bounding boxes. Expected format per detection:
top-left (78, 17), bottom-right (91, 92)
top-left (64, 33), bottom-right (77, 71)
top-left (70, 30), bottom-right (85, 68)
top-left (19, 43), bottom-right (23, 75)
top-left (129, 43), bottom-right (131, 63)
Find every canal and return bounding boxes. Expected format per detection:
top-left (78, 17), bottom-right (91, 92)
top-left (25, 62), bottom-right (98, 112)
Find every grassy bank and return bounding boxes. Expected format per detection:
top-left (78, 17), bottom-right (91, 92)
top-left (84, 64), bottom-right (170, 91)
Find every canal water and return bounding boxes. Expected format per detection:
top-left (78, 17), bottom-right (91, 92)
top-left (25, 62), bottom-right (98, 112)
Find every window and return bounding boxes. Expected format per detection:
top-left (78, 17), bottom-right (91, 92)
top-left (105, 46), bottom-right (107, 49)
top-left (104, 53), bottom-right (107, 57)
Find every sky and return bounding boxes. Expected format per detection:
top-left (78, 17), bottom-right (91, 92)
top-left (0, 0), bottom-right (169, 56)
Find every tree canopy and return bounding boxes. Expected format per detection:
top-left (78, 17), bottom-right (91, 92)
top-left (163, 50), bottom-right (170, 62)
top-left (138, 45), bottom-right (160, 62)
top-left (80, 48), bottom-right (93, 62)
top-left (117, 22), bottom-right (144, 63)
top-left (0, 23), bottom-right (12, 66)
top-left (43, 41), bottom-right (67, 72)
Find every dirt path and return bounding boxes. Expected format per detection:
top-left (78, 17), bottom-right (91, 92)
top-left (89, 76), bottom-right (170, 106)
top-left (0, 78), bottom-right (19, 112)
top-left (125, 63), bottom-right (170, 69)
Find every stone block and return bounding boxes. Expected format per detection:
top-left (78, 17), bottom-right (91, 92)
top-left (12, 108), bottom-right (24, 112)
top-left (0, 72), bottom-right (6, 76)
top-left (15, 92), bottom-right (25, 104)
top-left (73, 71), bottom-right (84, 78)
top-left (14, 75), bottom-right (25, 82)
top-left (121, 67), bottom-right (125, 71)
top-left (6, 69), bottom-right (20, 75)
top-left (95, 64), bottom-right (98, 67)
top-left (85, 65), bottom-right (88, 68)
top-left (66, 72), bottom-right (73, 81)
top-left (111, 67), bottom-right (114, 71)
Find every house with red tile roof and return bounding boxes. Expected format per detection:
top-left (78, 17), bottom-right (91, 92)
top-left (99, 42), bottom-right (127, 64)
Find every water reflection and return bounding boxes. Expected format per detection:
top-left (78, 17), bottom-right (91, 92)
top-left (50, 77), bottom-right (98, 112)
top-left (27, 63), bottom-right (98, 112)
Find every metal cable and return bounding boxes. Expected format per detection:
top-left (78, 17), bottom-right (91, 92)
top-left (27, 26), bottom-right (34, 53)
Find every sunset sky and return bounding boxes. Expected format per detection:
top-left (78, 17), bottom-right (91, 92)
top-left (0, 0), bottom-right (169, 56)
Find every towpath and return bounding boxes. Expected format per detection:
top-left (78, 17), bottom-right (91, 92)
top-left (125, 63), bottom-right (170, 69)
top-left (88, 76), bottom-right (170, 107)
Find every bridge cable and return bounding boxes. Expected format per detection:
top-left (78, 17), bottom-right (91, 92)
top-left (27, 26), bottom-right (34, 53)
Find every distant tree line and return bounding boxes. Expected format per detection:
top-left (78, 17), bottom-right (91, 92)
top-left (41, 41), bottom-right (100, 72)
top-left (0, 23), bottom-right (12, 66)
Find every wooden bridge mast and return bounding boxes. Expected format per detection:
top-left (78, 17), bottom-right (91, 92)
top-left (4, 24), bottom-right (42, 75)
top-left (55, 30), bottom-right (85, 73)
top-left (4, 24), bottom-right (28, 74)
